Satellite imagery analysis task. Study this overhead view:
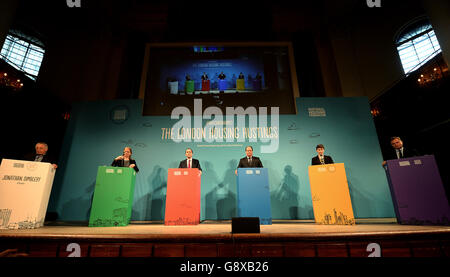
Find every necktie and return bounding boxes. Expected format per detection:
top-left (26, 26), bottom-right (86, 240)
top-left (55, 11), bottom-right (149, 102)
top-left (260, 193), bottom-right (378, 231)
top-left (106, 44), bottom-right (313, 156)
top-left (188, 160), bottom-right (191, 168)
top-left (248, 158), bottom-right (252, 166)
top-left (397, 149), bottom-right (403, 159)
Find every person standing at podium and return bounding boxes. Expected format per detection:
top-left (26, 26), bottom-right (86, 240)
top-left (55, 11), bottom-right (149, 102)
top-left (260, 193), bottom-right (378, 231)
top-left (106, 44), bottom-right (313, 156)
top-left (178, 148), bottom-right (202, 172)
top-left (382, 136), bottom-right (420, 166)
top-left (218, 72), bottom-right (226, 80)
top-left (311, 144), bottom-right (334, 165)
top-left (24, 142), bottom-right (58, 169)
top-left (111, 146), bottom-right (139, 172)
top-left (235, 146), bottom-right (263, 175)
top-left (201, 72), bottom-right (209, 81)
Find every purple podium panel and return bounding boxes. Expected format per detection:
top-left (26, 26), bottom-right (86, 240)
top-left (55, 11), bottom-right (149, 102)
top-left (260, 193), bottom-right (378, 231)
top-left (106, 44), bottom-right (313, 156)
top-left (386, 155), bottom-right (450, 225)
top-left (252, 79), bottom-right (262, 91)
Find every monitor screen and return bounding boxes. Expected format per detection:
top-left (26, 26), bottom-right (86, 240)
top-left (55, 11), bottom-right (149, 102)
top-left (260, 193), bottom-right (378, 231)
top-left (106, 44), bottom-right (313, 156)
top-left (140, 42), bottom-right (299, 115)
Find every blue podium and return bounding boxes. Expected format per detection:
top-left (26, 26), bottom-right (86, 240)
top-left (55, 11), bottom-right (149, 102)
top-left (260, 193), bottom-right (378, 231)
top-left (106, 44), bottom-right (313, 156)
top-left (218, 79), bottom-right (227, 91)
top-left (236, 168), bottom-right (272, 225)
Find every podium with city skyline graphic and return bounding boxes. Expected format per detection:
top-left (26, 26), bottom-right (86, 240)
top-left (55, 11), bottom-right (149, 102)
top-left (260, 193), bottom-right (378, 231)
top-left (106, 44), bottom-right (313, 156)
top-left (88, 166), bottom-right (136, 227)
top-left (164, 168), bottom-right (201, 225)
top-left (0, 159), bottom-right (56, 229)
top-left (308, 163), bottom-right (355, 225)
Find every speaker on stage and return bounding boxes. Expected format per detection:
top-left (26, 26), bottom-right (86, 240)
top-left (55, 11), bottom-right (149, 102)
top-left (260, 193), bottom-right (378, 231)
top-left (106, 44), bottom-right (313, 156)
top-left (231, 217), bottom-right (260, 233)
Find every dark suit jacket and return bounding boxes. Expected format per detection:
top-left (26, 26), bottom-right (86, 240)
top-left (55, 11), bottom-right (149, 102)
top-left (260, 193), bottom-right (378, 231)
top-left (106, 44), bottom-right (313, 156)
top-left (111, 158), bottom-right (139, 172)
top-left (311, 155), bottom-right (334, 165)
top-left (385, 148), bottom-right (420, 161)
top-left (237, 156), bottom-right (263, 168)
top-left (23, 152), bottom-right (57, 164)
top-left (178, 158), bottom-right (202, 171)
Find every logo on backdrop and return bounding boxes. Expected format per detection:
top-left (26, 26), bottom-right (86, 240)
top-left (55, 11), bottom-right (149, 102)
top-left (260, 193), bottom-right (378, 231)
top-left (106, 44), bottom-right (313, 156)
top-left (110, 105), bottom-right (130, 124)
top-left (164, 99), bottom-right (280, 153)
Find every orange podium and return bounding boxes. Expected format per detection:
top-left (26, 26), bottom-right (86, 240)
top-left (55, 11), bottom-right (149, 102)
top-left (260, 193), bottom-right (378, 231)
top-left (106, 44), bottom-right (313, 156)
top-left (164, 168), bottom-right (201, 225)
top-left (308, 163), bottom-right (355, 225)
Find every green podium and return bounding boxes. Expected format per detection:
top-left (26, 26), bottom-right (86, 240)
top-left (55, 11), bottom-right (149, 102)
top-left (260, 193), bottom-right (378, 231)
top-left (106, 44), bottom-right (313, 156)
top-left (185, 80), bottom-right (194, 94)
top-left (88, 166), bottom-right (136, 227)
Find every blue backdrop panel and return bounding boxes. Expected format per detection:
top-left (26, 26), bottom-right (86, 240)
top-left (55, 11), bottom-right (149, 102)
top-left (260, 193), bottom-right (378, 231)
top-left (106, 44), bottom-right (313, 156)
top-left (48, 97), bottom-right (396, 222)
top-left (236, 168), bottom-right (272, 225)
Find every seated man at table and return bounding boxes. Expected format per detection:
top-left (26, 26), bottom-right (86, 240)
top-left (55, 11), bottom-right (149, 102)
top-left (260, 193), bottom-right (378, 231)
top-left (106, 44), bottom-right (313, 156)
top-left (178, 148), bottom-right (202, 173)
top-left (23, 142), bottom-right (58, 169)
top-left (235, 146), bottom-right (263, 175)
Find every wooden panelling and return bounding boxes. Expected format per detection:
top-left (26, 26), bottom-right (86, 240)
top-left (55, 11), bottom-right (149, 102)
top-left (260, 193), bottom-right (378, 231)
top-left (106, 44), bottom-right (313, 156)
top-left (284, 243), bottom-right (317, 257)
top-left (27, 243), bottom-right (59, 257)
top-left (348, 242), bottom-right (380, 257)
top-left (410, 240), bottom-right (442, 257)
top-left (121, 243), bottom-right (153, 257)
top-left (89, 244), bottom-right (121, 257)
top-left (316, 243), bottom-right (348, 257)
top-left (380, 241), bottom-right (412, 257)
top-left (185, 244), bottom-right (218, 257)
top-left (1, 235), bottom-right (449, 257)
top-left (153, 244), bottom-right (185, 257)
top-left (251, 244), bottom-right (284, 257)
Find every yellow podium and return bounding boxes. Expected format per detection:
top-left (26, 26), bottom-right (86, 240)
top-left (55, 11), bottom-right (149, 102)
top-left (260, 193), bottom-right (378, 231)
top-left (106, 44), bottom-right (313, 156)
top-left (308, 163), bottom-right (355, 225)
top-left (236, 79), bottom-right (245, 91)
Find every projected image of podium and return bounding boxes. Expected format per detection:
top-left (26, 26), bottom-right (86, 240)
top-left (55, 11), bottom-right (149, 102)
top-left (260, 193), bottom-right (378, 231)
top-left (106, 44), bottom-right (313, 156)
top-left (236, 168), bottom-right (272, 225)
top-left (236, 79), bottom-right (245, 91)
top-left (201, 80), bottom-right (210, 92)
top-left (88, 166), bottom-right (136, 227)
top-left (165, 168), bottom-right (201, 225)
top-left (308, 163), bottom-right (355, 225)
top-left (185, 80), bottom-right (194, 94)
top-left (0, 159), bottom-right (56, 229)
top-left (252, 79), bottom-right (262, 91)
top-left (168, 81), bottom-right (178, 95)
top-left (386, 155), bottom-right (450, 225)
top-left (218, 79), bottom-right (227, 92)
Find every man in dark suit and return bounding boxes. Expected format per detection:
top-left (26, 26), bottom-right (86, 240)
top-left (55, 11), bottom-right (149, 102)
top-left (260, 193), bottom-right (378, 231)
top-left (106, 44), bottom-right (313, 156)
top-left (235, 146), bottom-right (263, 175)
top-left (179, 148), bottom-right (202, 172)
top-left (23, 142), bottom-right (58, 169)
top-left (311, 144), bottom-right (334, 165)
top-left (201, 72), bottom-right (209, 81)
top-left (382, 136), bottom-right (420, 166)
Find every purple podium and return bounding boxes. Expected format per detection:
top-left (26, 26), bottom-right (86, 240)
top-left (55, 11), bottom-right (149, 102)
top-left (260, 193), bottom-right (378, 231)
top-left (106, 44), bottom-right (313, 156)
top-left (252, 79), bottom-right (262, 91)
top-left (386, 155), bottom-right (450, 225)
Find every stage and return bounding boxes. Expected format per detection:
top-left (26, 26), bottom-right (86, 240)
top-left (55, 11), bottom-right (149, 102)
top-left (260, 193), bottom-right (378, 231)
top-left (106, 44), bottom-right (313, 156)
top-left (1, 220), bottom-right (449, 258)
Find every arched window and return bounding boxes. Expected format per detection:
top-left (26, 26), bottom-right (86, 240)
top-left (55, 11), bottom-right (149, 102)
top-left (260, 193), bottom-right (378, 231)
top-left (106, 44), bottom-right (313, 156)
top-left (395, 17), bottom-right (441, 75)
top-left (1, 29), bottom-right (45, 81)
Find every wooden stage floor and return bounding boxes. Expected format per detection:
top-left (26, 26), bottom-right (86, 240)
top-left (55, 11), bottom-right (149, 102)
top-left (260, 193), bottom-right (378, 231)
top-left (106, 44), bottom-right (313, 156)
top-left (1, 221), bottom-right (450, 257)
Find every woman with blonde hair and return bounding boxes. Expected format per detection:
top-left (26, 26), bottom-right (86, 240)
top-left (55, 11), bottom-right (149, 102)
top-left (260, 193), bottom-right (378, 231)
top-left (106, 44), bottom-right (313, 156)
top-left (111, 146), bottom-right (139, 172)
